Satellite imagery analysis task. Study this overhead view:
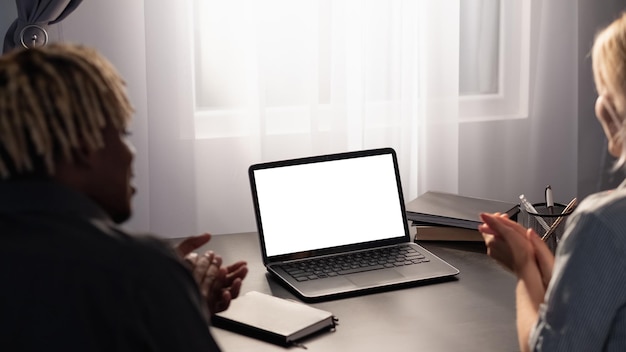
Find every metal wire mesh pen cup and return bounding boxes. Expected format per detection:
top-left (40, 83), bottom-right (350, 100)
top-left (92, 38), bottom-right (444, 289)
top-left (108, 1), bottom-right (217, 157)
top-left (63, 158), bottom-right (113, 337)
top-left (518, 202), bottom-right (576, 253)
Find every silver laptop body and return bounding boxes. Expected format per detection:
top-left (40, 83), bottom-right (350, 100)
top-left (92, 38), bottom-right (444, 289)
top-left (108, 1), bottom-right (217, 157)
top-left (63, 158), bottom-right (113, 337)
top-left (248, 148), bottom-right (459, 302)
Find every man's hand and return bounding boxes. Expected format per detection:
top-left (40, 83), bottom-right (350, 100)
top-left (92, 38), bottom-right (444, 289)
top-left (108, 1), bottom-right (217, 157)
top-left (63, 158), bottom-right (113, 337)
top-left (174, 233), bottom-right (212, 258)
top-left (185, 251), bottom-right (248, 314)
top-left (174, 233), bottom-right (249, 314)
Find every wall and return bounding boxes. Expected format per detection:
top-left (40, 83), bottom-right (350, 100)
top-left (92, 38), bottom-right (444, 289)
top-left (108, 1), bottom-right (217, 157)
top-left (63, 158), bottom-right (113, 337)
top-left (460, 0), bottom-right (578, 206)
top-left (0, 0), bottom-right (616, 236)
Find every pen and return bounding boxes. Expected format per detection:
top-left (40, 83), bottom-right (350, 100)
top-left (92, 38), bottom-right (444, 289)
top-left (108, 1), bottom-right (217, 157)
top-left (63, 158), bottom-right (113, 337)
top-left (545, 185), bottom-right (554, 215)
top-left (519, 194), bottom-right (551, 232)
top-left (541, 197), bottom-right (578, 241)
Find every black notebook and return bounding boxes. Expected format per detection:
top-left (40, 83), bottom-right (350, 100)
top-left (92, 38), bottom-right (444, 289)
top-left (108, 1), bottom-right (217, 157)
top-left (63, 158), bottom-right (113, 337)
top-left (212, 291), bottom-right (337, 347)
top-left (406, 191), bottom-right (520, 230)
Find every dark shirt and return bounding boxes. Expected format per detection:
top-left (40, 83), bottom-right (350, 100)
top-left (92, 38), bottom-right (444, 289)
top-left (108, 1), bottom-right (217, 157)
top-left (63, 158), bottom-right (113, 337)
top-left (0, 181), bottom-right (221, 351)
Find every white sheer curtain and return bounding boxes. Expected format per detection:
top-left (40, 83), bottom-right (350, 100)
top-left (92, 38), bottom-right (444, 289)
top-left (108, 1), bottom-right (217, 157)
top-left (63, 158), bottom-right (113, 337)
top-left (143, 0), bottom-right (459, 237)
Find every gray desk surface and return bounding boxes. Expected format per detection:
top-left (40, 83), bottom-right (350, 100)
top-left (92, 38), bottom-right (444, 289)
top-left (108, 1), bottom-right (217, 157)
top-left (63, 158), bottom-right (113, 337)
top-left (177, 233), bottom-right (519, 352)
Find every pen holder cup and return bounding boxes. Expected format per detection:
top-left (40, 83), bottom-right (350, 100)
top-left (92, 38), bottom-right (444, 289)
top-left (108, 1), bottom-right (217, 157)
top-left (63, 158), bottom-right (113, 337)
top-left (518, 202), bottom-right (576, 254)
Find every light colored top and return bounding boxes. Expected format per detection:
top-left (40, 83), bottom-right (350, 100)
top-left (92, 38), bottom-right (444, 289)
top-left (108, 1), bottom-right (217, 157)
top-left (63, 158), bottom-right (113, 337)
top-left (529, 180), bottom-right (626, 351)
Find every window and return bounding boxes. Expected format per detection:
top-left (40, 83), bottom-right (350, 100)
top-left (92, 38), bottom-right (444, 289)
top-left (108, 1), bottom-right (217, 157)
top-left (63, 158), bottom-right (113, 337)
top-left (460, 0), bottom-right (500, 95)
top-left (459, 0), bottom-right (531, 121)
top-left (191, 0), bottom-right (531, 139)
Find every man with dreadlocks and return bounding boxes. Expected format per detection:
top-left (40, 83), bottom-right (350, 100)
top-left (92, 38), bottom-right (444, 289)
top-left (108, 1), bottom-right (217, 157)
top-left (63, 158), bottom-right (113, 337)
top-left (0, 43), bottom-right (247, 351)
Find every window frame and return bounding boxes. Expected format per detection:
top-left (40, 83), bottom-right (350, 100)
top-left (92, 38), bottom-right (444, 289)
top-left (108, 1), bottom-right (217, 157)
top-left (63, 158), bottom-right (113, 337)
top-left (459, 0), bottom-right (531, 122)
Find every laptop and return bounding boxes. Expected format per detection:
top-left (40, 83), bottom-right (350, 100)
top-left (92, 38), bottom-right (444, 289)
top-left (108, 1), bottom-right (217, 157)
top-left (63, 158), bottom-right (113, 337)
top-left (248, 148), bottom-right (459, 302)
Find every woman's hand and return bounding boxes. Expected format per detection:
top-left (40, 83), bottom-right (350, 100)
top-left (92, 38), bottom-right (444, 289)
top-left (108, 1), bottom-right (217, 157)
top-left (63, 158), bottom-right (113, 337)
top-left (478, 213), bottom-right (536, 276)
top-left (527, 230), bottom-right (554, 289)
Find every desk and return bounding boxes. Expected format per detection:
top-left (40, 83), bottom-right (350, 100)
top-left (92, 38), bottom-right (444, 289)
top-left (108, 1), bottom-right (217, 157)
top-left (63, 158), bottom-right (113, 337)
top-left (184, 233), bottom-right (519, 352)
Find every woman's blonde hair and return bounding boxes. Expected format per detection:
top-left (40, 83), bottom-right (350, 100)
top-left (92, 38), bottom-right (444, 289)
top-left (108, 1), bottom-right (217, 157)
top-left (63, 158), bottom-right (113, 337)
top-left (0, 43), bottom-right (133, 179)
top-left (592, 11), bottom-right (626, 169)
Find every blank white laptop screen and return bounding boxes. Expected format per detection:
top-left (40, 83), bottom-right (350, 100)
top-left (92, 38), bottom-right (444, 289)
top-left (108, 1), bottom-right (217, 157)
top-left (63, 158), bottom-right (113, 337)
top-left (253, 153), bottom-right (406, 257)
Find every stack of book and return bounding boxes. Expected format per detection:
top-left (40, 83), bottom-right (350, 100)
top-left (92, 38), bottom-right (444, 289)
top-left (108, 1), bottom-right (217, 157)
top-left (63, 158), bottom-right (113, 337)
top-left (406, 191), bottom-right (519, 242)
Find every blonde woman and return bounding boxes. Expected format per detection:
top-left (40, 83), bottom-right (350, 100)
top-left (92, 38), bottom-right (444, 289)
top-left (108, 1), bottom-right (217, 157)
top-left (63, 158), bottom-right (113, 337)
top-left (479, 12), bottom-right (626, 352)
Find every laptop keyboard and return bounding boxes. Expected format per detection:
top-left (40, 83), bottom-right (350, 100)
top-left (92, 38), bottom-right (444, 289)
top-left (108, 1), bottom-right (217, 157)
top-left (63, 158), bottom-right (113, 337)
top-left (279, 244), bottom-right (429, 282)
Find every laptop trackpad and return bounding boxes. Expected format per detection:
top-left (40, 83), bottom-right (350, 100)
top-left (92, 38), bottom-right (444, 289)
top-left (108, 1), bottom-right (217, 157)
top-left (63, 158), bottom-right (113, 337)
top-left (347, 269), bottom-right (403, 287)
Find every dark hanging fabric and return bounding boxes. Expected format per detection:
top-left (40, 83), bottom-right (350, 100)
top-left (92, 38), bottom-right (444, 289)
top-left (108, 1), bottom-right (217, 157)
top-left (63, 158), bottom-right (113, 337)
top-left (3, 0), bottom-right (83, 54)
